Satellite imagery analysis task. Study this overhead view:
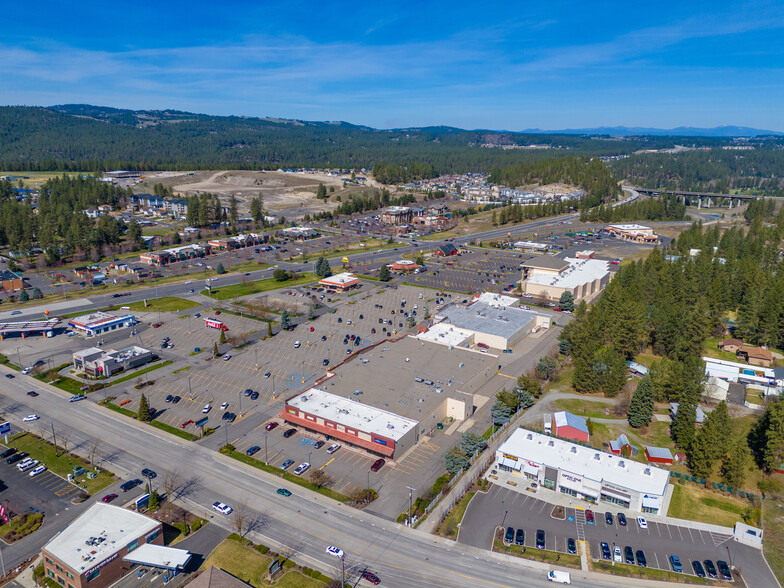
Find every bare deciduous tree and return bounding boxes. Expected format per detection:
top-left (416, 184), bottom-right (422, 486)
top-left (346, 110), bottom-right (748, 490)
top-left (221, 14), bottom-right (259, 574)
top-left (88, 440), bottom-right (101, 465)
top-left (309, 469), bottom-right (331, 489)
top-left (232, 500), bottom-right (250, 537)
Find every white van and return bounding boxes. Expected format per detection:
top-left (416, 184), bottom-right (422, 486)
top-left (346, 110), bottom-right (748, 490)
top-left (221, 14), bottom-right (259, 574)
top-left (16, 458), bottom-right (34, 470)
top-left (547, 570), bottom-right (570, 584)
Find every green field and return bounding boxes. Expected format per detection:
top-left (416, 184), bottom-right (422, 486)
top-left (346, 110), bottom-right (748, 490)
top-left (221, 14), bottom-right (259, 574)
top-left (121, 297), bottom-right (199, 313)
top-left (202, 274), bottom-right (316, 300)
top-left (553, 398), bottom-right (617, 419)
top-left (667, 483), bottom-right (748, 527)
top-left (4, 433), bottom-right (114, 495)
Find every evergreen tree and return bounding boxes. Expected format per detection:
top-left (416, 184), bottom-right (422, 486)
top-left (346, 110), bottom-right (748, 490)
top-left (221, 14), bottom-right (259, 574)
top-left (32, 287), bottom-right (42, 299)
top-left (515, 373), bottom-right (540, 398)
top-left (490, 400), bottom-right (512, 425)
top-left (378, 264), bottom-right (390, 282)
top-left (219, 328), bottom-right (226, 344)
top-left (316, 183), bottom-right (327, 199)
top-left (671, 401), bottom-right (697, 449)
top-left (701, 401), bottom-right (732, 462)
top-left (628, 376), bottom-right (655, 428)
top-left (137, 393), bottom-right (151, 422)
top-left (127, 217), bottom-right (142, 248)
top-left (491, 210), bottom-right (497, 226)
top-left (686, 429), bottom-right (714, 479)
top-left (721, 439), bottom-right (750, 488)
top-left (250, 195), bottom-right (263, 223)
top-left (460, 432), bottom-right (487, 457)
top-left (416, 255), bottom-right (424, 266)
top-left (558, 291), bottom-right (575, 312)
top-left (280, 310), bottom-right (290, 329)
top-left (748, 400), bottom-right (784, 473)
top-left (445, 447), bottom-right (470, 474)
top-left (19, 290), bottom-right (29, 302)
top-left (213, 342), bottom-right (218, 356)
top-left (267, 320), bottom-right (273, 337)
top-left (315, 256), bottom-right (331, 278)
top-left (216, 263), bottom-right (226, 274)
top-left (536, 357), bottom-right (557, 380)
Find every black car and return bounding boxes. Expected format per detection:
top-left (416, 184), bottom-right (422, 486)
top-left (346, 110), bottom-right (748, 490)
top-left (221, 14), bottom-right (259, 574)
top-left (536, 529), bottom-right (545, 549)
top-left (0, 448), bottom-right (16, 459)
top-left (27, 391), bottom-right (39, 397)
top-left (244, 388), bottom-right (253, 397)
top-left (165, 394), bottom-right (173, 403)
top-left (617, 512), bottom-right (627, 526)
top-left (246, 446), bottom-right (260, 456)
top-left (283, 428), bottom-right (297, 438)
top-left (504, 526), bottom-right (514, 544)
top-left (515, 528), bottom-right (524, 546)
top-left (717, 560), bottom-right (731, 580)
top-left (7, 452), bottom-right (28, 464)
top-left (567, 538), bottom-right (576, 554)
top-left (605, 511), bottom-right (613, 525)
top-left (636, 550), bottom-right (647, 567)
top-left (624, 546), bottom-right (634, 564)
top-left (172, 395), bottom-right (181, 404)
top-left (692, 560), bottom-right (706, 578)
top-left (314, 441), bottom-right (325, 449)
top-left (121, 479), bottom-right (142, 492)
top-left (323, 359), bottom-right (329, 366)
top-left (221, 412), bottom-right (230, 421)
top-left (226, 412), bottom-right (236, 423)
top-left (703, 560), bottom-right (718, 579)
top-left (141, 468), bottom-right (157, 479)
top-left (4, 373), bottom-right (14, 379)
top-left (250, 391), bottom-right (259, 400)
top-left (600, 542), bottom-right (611, 560)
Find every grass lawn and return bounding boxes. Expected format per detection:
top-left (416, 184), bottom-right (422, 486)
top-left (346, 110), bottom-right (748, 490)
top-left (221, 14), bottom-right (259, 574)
top-left (439, 491), bottom-right (476, 539)
top-left (763, 494), bottom-right (784, 585)
top-left (638, 420), bottom-right (673, 448)
top-left (122, 297), bottom-right (199, 313)
top-left (591, 560), bottom-right (708, 584)
top-left (703, 337), bottom-right (741, 362)
top-left (106, 360), bottom-right (173, 387)
top-left (553, 399), bottom-right (618, 419)
top-left (51, 376), bottom-right (89, 395)
top-left (202, 273), bottom-right (315, 300)
top-left (667, 483), bottom-right (748, 527)
top-left (493, 540), bottom-right (581, 568)
top-left (200, 539), bottom-right (325, 588)
top-left (4, 433), bottom-right (115, 495)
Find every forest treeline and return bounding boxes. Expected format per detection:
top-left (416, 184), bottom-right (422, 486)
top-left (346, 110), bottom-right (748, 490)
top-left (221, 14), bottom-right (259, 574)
top-left (609, 148), bottom-right (784, 196)
top-left (580, 192), bottom-right (687, 222)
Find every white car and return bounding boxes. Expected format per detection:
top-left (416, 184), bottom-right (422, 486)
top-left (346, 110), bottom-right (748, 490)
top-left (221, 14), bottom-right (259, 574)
top-left (293, 462), bottom-right (310, 476)
top-left (325, 545), bottom-right (344, 558)
top-left (613, 546), bottom-right (622, 563)
top-left (326, 443), bottom-right (341, 454)
top-left (29, 465), bottom-right (47, 477)
top-left (637, 516), bottom-right (648, 529)
top-left (212, 502), bottom-right (233, 515)
top-left (19, 459), bottom-right (39, 472)
top-left (294, 341), bottom-right (301, 348)
top-left (220, 402), bottom-right (229, 411)
top-left (223, 354), bottom-right (232, 361)
top-left (23, 414), bottom-right (39, 422)
top-left (21, 367), bottom-right (32, 375)
top-left (202, 404), bottom-right (212, 414)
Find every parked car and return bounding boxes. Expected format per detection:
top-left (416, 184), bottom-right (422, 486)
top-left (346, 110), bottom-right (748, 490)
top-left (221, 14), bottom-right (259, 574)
top-left (536, 529), bottom-right (545, 549)
top-left (7, 452), bottom-right (28, 464)
top-left (165, 395), bottom-right (174, 403)
top-left (202, 404), bottom-right (212, 413)
top-left (250, 391), bottom-right (259, 400)
top-left (180, 420), bottom-right (194, 428)
top-left (29, 464), bottom-right (47, 477)
top-left (220, 402), bottom-right (229, 410)
top-left (101, 493), bottom-right (118, 503)
top-left (504, 526), bottom-right (514, 544)
top-left (585, 509), bottom-right (595, 524)
top-left (244, 389), bottom-right (252, 397)
top-left (293, 462), bottom-right (310, 476)
top-left (567, 538), bottom-right (576, 554)
top-left (360, 571), bottom-right (381, 585)
top-left (669, 554), bottom-right (683, 573)
top-left (313, 440), bottom-right (325, 449)
top-left (283, 428), bottom-right (297, 438)
top-left (370, 458), bottom-right (385, 472)
top-left (514, 528), bottom-right (524, 546)
top-left (0, 448), bottom-right (16, 459)
top-left (613, 546), bottom-right (622, 563)
top-left (703, 559), bottom-right (718, 579)
top-left (636, 550), bottom-right (647, 567)
top-left (637, 516), bottom-right (647, 529)
top-left (692, 560), bottom-right (706, 578)
top-left (265, 422), bottom-right (278, 431)
top-left (281, 459), bottom-right (294, 470)
top-left (624, 546), bottom-right (634, 564)
top-left (246, 446), bottom-right (260, 456)
top-left (600, 542), bottom-right (611, 560)
top-left (617, 513), bottom-right (627, 526)
top-left (605, 512), bottom-right (613, 525)
top-left (121, 479), bottom-right (142, 492)
top-left (327, 443), bottom-right (341, 454)
top-left (223, 354), bottom-right (232, 361)
top-left (717, 560), bottom-right (731, 580)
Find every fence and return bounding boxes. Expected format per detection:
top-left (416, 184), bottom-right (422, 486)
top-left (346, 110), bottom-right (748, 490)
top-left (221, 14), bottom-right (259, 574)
top-left (670, 472), bottom-right (759, 501)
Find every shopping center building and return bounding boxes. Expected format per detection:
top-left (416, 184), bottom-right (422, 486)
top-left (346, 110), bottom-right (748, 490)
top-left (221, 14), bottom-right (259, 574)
top-left (495, 428), bottom-right (671, 514)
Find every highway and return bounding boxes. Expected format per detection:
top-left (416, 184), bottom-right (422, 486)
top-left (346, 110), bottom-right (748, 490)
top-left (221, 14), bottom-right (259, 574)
top-left (1, 368), bottom-right (640, 588)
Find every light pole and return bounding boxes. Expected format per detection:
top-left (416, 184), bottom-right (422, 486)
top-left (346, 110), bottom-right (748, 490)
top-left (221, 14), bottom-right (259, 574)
top-left (367, 470), bottom-right (370, 503)
top-left (238, 390), bottom-right (242, 417)
top-left (16, 347), bottom-right (21, 369)
top-left (188, 376), bottom-right (192, 400)
top-left (264, 434), bottom-right (268, 464)
top-left (406, 486), bottom-right (416, 527)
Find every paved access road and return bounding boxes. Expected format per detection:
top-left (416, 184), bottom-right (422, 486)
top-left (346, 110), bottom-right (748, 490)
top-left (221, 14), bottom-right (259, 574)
top-left (459, 485), bottom-right (777, 587)
top-left (2, 368), bottom-right (650, 588)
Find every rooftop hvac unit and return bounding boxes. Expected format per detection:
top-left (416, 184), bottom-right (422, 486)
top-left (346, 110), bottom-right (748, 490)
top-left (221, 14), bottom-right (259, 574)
top-left (527, 433), bottom-right (533, 440)
top-left (594, 453), bottom-right (601, 460)
top-left (571, 447), bottom-right (577, 453)
top-left (548, 440), bottom-right (554, 446)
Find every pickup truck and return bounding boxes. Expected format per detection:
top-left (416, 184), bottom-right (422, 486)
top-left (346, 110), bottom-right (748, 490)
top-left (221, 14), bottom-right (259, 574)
top-left (547, 570), bottom-right (571, 584)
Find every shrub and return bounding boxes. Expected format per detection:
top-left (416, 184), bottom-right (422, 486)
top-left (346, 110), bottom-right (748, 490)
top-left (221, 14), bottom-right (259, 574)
top-left (255, 544), bottom-right (269, 554)
top-left (228, 533), bottom-right (243, 543)
top-left (191, 518), bottom-right (205, 532)
top-left (173, 522), bottom-right (190, 536)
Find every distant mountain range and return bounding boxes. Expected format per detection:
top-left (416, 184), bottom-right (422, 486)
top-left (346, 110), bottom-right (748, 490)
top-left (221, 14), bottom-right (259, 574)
top-left (520, 125), bottom-right (784, 137)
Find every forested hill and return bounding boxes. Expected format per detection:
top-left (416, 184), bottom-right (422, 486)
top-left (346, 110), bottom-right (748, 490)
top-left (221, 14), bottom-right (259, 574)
top-left (0, 104), bottom-right (744, 173)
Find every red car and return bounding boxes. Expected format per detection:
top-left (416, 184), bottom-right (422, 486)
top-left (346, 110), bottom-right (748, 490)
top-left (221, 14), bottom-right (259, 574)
top-left (102, 493), bottom-right (118, 503)
top-left (265, 422), bottom-right (279, 431)
top-left (554, 308), bottom-right (562, 312)
top-left (180, 419), bottom-right (194, 429)
top-left (586, 509), bottom-right (595, 524)
top-left (152, 323), bottom-right (162, 328)
top-left (309, 326), bottom-right (314, 332)
top-left (361, 571), bottom-right (381, 585)
top-left (214, 310), bottom-right (221, 315)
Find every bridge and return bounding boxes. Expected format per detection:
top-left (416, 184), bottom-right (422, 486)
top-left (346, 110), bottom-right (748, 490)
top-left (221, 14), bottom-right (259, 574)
top-left (636, 188), bottom-right (759, 208)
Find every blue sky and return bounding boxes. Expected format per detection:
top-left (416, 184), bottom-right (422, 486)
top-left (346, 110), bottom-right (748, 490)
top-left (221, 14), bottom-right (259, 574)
top-left (2, 1), bottom-right (783, 130)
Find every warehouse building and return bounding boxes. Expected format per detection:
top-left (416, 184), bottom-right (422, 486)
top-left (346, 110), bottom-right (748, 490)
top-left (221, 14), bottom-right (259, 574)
top-left (431, 301), bottom-right (550, 350)
top-left (68, 312), bottom-right (136, 338)
top-left (495, 428), bottom-right (671, 514)
top-left (73, 346), bottom-right (155, 378)
top-left (41, 503), bottom-right (190, 588)
top-left (521, 256), bottom-right (610, 303)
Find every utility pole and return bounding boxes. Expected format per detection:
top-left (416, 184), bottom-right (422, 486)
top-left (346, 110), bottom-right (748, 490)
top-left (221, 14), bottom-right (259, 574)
top-left (406, 486), bottom-right (416, 527)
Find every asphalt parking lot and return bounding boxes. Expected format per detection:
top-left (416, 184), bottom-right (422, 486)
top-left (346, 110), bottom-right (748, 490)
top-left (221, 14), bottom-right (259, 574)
top-left (460, 484), bottom-right (774, 585)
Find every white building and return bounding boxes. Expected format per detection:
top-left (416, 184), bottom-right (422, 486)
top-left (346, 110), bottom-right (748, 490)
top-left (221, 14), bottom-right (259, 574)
top-left (495, 428), bottom-right (670, 514)
top-left (522, 257), bottom-right (610, 302)
top-left (702, 356), bottom-right (775, 385)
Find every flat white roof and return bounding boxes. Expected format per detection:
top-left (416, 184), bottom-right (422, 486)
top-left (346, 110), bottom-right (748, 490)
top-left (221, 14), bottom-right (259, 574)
top-left (526, 257), bottom-right (609, 289)
top-left (609, 224), bottom-right (652, 231)
top-left (287, 388), bottom-right (418, 441)
top-left (69, 312), bottom-right (134, 329)
top-left (475, 292), bottom-right (518, 308)
top-left (44, 503), bottom-right (160, 573)
top-left (437, 302), bottom-right (543, 339)
top-left (498, 428), bottom-right (670, 497)
top-left (416, 323), bottom-right (474, 347)
top-left (702, 356), bottom-right (774, 378)
top-left (122, 543), bottom-right (190, 569)
top-left (319, 272), bottom-right (359, 286)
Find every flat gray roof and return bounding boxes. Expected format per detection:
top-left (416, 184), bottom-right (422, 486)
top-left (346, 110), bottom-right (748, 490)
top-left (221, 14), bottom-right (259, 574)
top-left (437, 302), bottom-right (543, 339)
top-left (521, 256), bottom-right (570, 271)
top-left (316, 337), bottom-right (487, 421)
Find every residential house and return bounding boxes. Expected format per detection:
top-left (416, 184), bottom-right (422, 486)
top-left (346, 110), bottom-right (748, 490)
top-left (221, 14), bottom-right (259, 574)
top-left (718, 338), bottom-right (744, 354)
top-left (738, 346), bottom-right (773, 368)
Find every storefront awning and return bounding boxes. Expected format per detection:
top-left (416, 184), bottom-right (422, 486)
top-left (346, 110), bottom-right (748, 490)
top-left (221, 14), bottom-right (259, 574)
top-left (523, 464), bottom-right (539, 476)
top-left (601, 487), bottom-right (631, 501)
top-left (499, 457), bottom-right (522, 470)
top-left (122, 544), bottom-right (191, 570)
top-left (641, 495), bottom-right (661, 509)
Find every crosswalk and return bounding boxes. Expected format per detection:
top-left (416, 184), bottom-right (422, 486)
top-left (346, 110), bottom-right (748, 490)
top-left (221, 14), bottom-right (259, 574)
top-left (573, 507), bottom-right (586, 541)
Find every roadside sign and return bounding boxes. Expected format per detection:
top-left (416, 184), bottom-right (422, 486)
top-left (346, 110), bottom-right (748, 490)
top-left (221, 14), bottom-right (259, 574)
top-left (195, 416), bottom-right (208, 427)
top-left (0, 422), bottom-right (10, 435)
top-left (342, 257), bottom-right (349, 263)
top-left (136, 493), bottom-right (150, 510)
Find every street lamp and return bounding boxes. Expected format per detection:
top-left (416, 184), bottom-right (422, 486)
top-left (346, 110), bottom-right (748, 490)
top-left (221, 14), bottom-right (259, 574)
top-left (406, 486), bottom-right (416, 527)
top-left (264, 434), bottom-right (268, 464)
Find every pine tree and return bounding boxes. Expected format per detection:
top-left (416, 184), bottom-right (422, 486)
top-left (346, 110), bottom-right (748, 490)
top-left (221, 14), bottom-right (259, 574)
top-left (671, 401), bottom-right (697, 449)
top-left (280, 310), bottom-right (290, 329)
top-left (137, 393), bottom-right (151, 422)
top-left (628, 375), bottom-right (655, 428)
top-left (416, 255), bottom-right (424, 266)
top-left (267, 321), bottom-right (273, 337)
top-left (558, 291), bottom-right (574, 312)
top-left (490, 400), bottom-right (512, 425)
top-left (491, 210), bottom-right (497, 226)
top-left (686, 429), bottom-right (714, 479)
top-left (721, 438), bottom-right (750, 488)
top-left (213, 342), bottom-right (218, 356)
top-left (748, 400), bottom-right (784, 473)
top-left (19, 290), bottom-right (29, 302)
top-left (219, 329), bottom-right (226, 344)
top-left (229, 195), bottom-right (238, 225)
top-left (216, 263), bottom-right (226, 274)
top-left (317, 183), bottom-right (327, 199)
top-left (378, 264), bottom-right (390, 282)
